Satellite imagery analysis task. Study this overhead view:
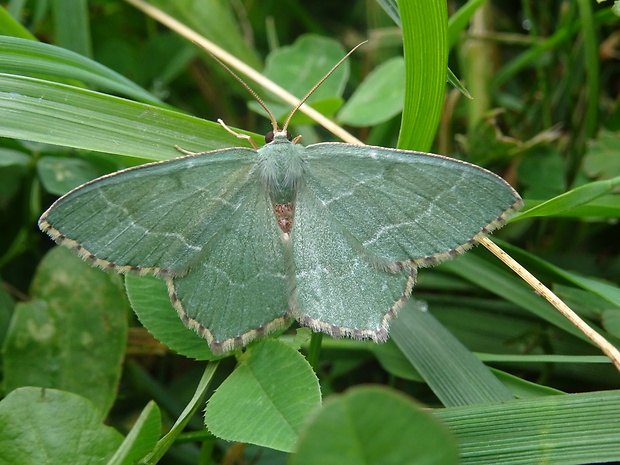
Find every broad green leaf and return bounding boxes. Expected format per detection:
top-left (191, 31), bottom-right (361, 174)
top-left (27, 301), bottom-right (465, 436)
top-left (0, 387), bottom-right (123, 464)
top-left (583, 130), bottom-right (620, 179)
top-left (205, 339), bottom-right (321, 452)
top-left (0, 147), bottom-right (29, 198)
top-left (517, 145), bottom-right (566, 200)
top-left (106, 401), bottom-right (161, 465)
top-left (390, 299), bottom-right (514, 406)
top-left (0, 147), bottom-right (29, 168)
top-left (435, 389), bottom-right (620, 464)
top-left (248, 34), bottom-right (347, 124)
top-left (584, 129), bottom-right (620, 179)
top-left (2, 247), bottom-right (128, 415)
top-left (37, 156), bottom-right (105, 195)
top-left (125, 274), bottom-right (218, 361)
top-left (0, 36), bottom-right (161, 103)
top-left (291, 386), bottom-right (459, 465)
top-left (338, 57), bottom-right (405, 127)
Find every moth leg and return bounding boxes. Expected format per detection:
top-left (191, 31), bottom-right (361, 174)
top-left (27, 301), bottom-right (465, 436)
top-left (218, 118), bottom-right (259, 150)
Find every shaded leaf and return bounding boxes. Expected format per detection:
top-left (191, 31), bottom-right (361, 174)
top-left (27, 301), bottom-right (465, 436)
top-left (2, 247), bottom-right (128, 415)
top-left (584, 129), bottom-right (620, 179)
top-left (125, 274), bottom-right (218, 361)
top-left (291, 386), bottom-right (458, 465)
top-left (37, 156), bottom-right (104, 195)
top-left (248, 34), bottom-right (347, 124)
top-left (338, 57), bottom-right (405, 126)
top-left (0, 387), bottom-right (123, 464)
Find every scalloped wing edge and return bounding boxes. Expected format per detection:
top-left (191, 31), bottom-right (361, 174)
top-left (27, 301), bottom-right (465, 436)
top-left (399, 197), bottom-right (524, 270)
top-left (291, 268), bottom-right (417, 344)
top-left (38, 217), bottom-right (177, 277)
top-left (39, 190), bottom-right (523, 354)
top-left (167, 277), bottom-right (293, 354)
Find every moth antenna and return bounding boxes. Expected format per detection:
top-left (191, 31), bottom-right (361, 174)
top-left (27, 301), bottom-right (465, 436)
top-left (209, 53), bottom-right (280, 133)
top-left (282, 40), bottom-right (368, 132)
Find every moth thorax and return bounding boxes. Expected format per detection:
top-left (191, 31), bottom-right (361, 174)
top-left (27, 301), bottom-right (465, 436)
top-left (257, 141), bottom-right (304, 204)
top-left (273, 202), bottom-right (295, 233)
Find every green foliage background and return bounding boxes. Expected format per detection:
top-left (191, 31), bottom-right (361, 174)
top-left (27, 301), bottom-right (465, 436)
top-left (1, 0), bottom-right (620, 464)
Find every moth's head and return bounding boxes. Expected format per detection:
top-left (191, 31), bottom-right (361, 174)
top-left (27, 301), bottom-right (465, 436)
top-left (265, 129), bottom-right (293, 144)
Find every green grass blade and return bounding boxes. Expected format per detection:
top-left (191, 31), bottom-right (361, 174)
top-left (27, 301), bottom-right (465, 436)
top-left (0, 74), bottom-right (258, 163)
top-left (0, 7), bottom-right (36, 39)
top-left (439, 252), bottom-right (593, 341)
top-left (398, 0), bottom-right (448, 151)
top-left (391, 300), bottom-right (514, 407)
top-left (497, 240), bottom-right (620, 310)
top-left (576, 0), bottom-right (599, 141)
top-left (0, 36), bottom-right (163, 104)
top-left (435, 390), bottom-right (620, 464)
top-left (52, 0), bottom-right (92, 58)
top-left (515, 176), bottom-right (620, 220)
top-left (447, 66), bottom-right (472, 99)
top-left (139, 361), bottom-right (219, 464)
top-left (106, 401), bottom-right (161, 465)
top-left (493, 8), bottom-right (614, 87)
top-left (447, 0), bottom-right (487, 49)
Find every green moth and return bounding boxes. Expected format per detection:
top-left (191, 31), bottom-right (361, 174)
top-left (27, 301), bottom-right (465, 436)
top-left (39, 48), bottom-right (522, 354)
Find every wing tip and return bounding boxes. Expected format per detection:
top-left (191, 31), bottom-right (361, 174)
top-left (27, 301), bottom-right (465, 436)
top-left (410, 196), bottom-right (524, 269)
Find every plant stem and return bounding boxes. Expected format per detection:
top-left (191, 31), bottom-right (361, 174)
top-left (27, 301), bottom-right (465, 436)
top-left (307, 332), bottom-right (323, 372)
top-left (140, 360), bottom-right (220, 464)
